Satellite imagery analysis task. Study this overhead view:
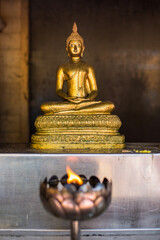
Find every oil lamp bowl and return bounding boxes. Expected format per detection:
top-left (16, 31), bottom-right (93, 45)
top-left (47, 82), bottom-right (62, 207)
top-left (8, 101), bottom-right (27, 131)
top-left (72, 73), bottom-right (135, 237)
top-left (40, 176), bottom-right (112, 221)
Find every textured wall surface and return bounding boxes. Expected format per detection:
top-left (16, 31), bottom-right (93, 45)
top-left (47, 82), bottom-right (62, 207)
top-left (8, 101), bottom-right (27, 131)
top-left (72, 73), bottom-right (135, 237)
top-left (30, 0), bottom-right (160, 142)
top-left (0, 0), bottom-right (29, 143)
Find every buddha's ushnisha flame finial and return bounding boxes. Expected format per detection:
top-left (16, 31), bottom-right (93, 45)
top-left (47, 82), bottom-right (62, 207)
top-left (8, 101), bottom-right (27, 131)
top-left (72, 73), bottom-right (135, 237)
top-left (66, 22), bottom-right (85, 55)
top-left (72, 22), bottom-right (77, 33)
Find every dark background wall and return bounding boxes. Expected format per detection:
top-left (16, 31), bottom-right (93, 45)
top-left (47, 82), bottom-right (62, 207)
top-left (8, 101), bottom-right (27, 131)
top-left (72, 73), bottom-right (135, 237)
top-left (30, 0), bottom-right (160, 142)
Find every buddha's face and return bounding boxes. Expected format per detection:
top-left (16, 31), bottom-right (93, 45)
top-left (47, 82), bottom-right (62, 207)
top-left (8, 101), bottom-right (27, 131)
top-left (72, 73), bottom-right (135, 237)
top-left (68, 40), bottom-right (82, 57)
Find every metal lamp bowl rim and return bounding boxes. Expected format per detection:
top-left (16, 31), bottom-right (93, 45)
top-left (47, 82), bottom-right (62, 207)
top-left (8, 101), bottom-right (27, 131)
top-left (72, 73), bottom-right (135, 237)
top-left (40, 180), bottom-right (112, 221)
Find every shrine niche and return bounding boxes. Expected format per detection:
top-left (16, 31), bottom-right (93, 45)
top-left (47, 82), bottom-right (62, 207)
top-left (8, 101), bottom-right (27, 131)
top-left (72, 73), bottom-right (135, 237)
top-left (31, 23), bottom-right (124, 150)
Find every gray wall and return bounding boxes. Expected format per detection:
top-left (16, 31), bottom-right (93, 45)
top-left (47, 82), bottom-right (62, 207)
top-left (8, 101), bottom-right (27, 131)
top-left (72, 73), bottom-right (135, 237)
top-left (30, 0), bottom-right (160, 142)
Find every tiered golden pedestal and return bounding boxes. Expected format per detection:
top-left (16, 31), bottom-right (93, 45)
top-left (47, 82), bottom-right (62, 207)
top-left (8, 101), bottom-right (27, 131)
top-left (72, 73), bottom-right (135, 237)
top-left (31, 114), bottom-right (125, 150)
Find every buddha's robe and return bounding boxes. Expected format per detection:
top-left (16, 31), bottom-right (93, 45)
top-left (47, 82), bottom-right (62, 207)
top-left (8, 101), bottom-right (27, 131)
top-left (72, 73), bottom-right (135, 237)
top-left (41, 61), bottom-right (115, 115)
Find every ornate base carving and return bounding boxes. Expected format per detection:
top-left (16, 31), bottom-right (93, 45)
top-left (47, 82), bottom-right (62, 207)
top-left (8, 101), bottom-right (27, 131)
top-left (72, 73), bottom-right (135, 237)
top-left (31, 114), bottom-right (125, 150)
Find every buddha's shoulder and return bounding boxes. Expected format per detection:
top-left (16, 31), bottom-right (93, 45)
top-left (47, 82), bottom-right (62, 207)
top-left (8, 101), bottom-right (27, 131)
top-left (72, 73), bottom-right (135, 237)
top-left (79, 61), bottom-right (92, 67)
top-left (56, 64), bottom-right (66, 71)
top-left (57, 63), bottom-right (73, 72)
top-left (80, 61), bottom-right (95, 72)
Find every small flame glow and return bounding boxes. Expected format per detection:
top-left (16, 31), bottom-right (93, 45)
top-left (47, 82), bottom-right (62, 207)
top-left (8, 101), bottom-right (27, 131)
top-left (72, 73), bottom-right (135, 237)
top-left (66, 166), bottom-right (83, 185)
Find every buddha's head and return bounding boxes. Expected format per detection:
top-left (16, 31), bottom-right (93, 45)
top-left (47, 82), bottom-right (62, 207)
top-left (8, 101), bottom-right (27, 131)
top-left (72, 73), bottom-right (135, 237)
top-left (66, 22), bottom-right (85, 58)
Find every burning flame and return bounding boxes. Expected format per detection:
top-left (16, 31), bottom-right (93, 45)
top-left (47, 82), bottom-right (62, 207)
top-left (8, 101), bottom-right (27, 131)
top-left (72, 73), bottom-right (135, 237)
top-left (66, 166), bottom-right (83, 185)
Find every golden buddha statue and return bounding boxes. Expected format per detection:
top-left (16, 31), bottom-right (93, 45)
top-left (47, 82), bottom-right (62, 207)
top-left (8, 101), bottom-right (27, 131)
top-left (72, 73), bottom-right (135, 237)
top-left (41, 23), bottom-right (114, 115)
top-left (31, 23), bottom-right (125, 151)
